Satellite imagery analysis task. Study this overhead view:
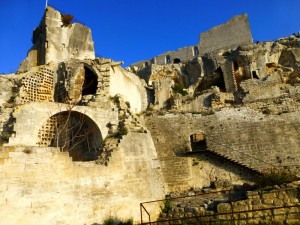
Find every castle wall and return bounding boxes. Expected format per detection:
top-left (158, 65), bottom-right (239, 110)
top-left (199, 14), bottom-right (253, 54)
top-left (145, 109), bottom-right (300, 191)
top-left (130, 14), bottom-right (253, 70)
top-left (0, 133), bottom-right (165, 224)
top-left (131, 46), bottom-right (199, 68)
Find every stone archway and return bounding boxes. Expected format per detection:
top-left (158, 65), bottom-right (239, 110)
top-left (37, 110), bottom-right (102, 161)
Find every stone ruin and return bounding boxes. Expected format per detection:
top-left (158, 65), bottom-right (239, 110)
top-left (131, 14), bottom-right (252, 68)
top-left (0, 6), bottom-right (299, 225)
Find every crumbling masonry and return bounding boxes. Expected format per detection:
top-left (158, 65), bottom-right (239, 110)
top-left (0, 6), bottom-right (299, 225)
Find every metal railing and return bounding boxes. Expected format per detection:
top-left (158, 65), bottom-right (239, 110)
top-left (140, 187), bottom-right (300, 225)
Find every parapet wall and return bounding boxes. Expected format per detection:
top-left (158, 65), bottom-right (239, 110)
top-left (199, 14), bottom-right (253, 54)
top-left (132, 46), bottom-right (199, 68)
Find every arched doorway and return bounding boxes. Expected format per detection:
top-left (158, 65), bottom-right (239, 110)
top-left (82, 66), bottom-right (98, 96)
top-left (215, 67), bottom-right (226, 92)
top-left (166, 55), bottom-right (171, 64)
top-left (193, 46), bottom-right (199, 56)
top-left (37, 111), bottom-right (102, 161)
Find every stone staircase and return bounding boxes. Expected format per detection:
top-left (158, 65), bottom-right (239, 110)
top-left (203, 139), bottom-right (276, 173)
top-left (96, 95), bottom-right (147, 165)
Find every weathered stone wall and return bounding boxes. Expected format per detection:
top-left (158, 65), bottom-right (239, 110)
top-left (0, 132), bottom-right (165, 224)
top-left (0, 74), bottom-right (18, 144)
top-left (217, 187), bottom-right (300, 224)
top-left (155, 186), bottom-right (300, 224)
top-left (132, 46), bottom-right (199, 68)
top-left (109, 65), bottom-right (148, 113)
top-left (18, 65), bottom-right (55, 104)
top-left (19, 6), bottom-right (95, 72)
top-left (152, 78), bottom-right (173, 108)
top-left (7, 102), bottom-right (118, 146)
top-left (145, 109), bottom-right (300, 191)
top-left (131, 14), bottom-right (253, 70)
top-left (44, 6), bottom-right (95, 64)
top-left (199, 14), bottom-right (253, 54)
top-left (155, 46), bottom-right (199, 65)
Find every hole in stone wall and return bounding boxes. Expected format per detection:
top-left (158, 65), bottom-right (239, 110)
top-left (215, 67), bottom-right (226, 92)
top-left (252, 71), bottom-right (259, 79)
top-left (190, 133), bottom-right (207, 151)
top-left (173, 58), bottom-right (181, 64)
top-left (144, 62), bottom-right (149, 67)
top-left (82, 67), bottom-right (98, 96)
top-left (38, 111), bottom-right (102, 162)
top-left (233, 61), bottom-right (239, 71)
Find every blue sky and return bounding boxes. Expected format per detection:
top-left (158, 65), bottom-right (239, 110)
top-left (1, 0), bottom-right (300, 73)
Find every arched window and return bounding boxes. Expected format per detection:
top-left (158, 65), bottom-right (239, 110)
top-left (193, 46), bottom-right (199, 56)
top-left (37, 111), bottom-right (102, 161)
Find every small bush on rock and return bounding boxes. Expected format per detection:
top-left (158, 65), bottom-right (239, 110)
top-left (103, 216), bottom-right (133, 225)
top-left (61, 14), bottom-right (74, 26)
top-left (161, 200), bottom-right (172, 214)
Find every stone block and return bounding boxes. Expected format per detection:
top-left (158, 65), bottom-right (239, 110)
top-left (263, 198), bottom-right (274, 205)
top-left (273, 199), bottom-right (284, 206)
top-left (217, 203), bottom-right (232, 213)
top-left (252, 199), bottom-right (261, 205)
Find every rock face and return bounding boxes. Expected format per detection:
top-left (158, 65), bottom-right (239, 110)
top-left (19, 6), bottom-right (95, 72)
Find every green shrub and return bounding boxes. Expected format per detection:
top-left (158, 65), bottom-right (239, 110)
top-left (1, 132), bottom-right (10, 142)
top-left (119, 126), bottom-right (128, 135)
top-left (256, 168), bottom-right (298, 187)
top-left (161, 200), bottom-right (172, 214)
top-left (172, 85), bottom-right (188, 96)
top-left (103, 216), bottom-right (133, 225)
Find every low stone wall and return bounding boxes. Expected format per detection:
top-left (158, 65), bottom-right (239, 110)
top-left (218, 187), bottom-right (300, 224)
top-left (153, 185), bottom-right (300, 225)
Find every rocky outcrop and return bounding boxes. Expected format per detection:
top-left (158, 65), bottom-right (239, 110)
top-left (19, 6), bottom-right (95, 73)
